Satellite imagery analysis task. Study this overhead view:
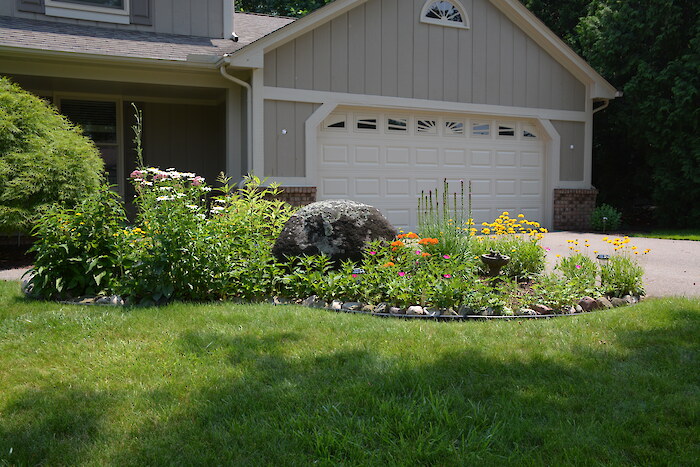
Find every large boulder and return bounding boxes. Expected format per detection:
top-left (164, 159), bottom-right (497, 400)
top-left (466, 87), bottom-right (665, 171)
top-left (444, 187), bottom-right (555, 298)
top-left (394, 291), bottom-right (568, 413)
top-left (272, 199), bottom-right (397, 263)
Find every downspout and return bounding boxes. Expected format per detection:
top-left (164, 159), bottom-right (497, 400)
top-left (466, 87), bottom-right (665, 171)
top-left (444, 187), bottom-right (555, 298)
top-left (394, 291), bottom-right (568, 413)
top-left (592, 99), bottom-right (610, 114)
top-left (219, 63), bottom-right (253, 176)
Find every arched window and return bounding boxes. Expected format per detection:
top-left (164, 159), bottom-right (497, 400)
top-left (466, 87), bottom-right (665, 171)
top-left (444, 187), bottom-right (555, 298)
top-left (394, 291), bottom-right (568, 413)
top-left (420, 0), bottom-right (470, 29)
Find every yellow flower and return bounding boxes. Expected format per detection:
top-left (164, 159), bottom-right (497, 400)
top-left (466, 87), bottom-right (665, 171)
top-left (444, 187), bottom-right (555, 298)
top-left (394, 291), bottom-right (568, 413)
top-left (518, 214), bottom-right (524, 218)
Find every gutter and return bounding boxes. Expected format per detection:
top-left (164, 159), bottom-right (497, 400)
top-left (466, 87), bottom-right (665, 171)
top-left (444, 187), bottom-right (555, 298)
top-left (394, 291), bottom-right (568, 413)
top-left (219, 63), bottom-right (253, 176)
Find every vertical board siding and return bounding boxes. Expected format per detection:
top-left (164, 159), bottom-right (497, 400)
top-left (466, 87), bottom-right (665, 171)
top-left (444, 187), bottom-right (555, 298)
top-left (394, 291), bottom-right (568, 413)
top-left (553, 120), bottom-right (585, 181)
top-left (264, 0), bottom-right (586, 112)
top-left (264, 100), bottom-right (318, 177)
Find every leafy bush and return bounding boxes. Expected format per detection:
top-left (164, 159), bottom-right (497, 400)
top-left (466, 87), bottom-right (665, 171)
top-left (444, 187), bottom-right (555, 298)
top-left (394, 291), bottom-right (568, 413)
top-left (600, 255), bottom-right (645, 297)
top-left (556, 253), bottom-right (598, 288)
top-left (0, 77), bottom-right (104, 234)
top-left (27, 186), bottom-right (127, 299)
top-left (468, 236), bottom-right (546, 280)
top-left (590, 204), bottom-right (622, 231)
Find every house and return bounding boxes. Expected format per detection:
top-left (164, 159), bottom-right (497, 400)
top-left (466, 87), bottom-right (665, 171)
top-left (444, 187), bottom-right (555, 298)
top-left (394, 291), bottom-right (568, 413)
top-left (0, 0), bottom-right (618, 230)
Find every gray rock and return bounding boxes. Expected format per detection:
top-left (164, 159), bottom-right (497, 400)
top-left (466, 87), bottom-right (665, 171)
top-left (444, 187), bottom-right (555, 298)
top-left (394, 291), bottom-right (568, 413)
top-left (532, 304), bottom-right (553, 315)
top-left (21, 275), bottom-right (34, 297)
top-left (566, 306), bottom-right (576, 314)
top-left (330, 300), bottom-right (343, 311)
top-left (302, 295), bottom-right (318, 307)
top-left (442, 308), bottom-right (459, 317)
top-left (578, 296), bottom-right (599, 311)
top-left (271, 296), bottom-right (292, 306)
top-left (458, 305), bottom-right (475, 316)
top-left (622, 295), bottom-right (637, 304)
top-left (406, 305), bottom-right (426, 316)
top-left (362, 304), bottom-right (376, 312)
top-left (272, 200), bottom-right (397, 263)
top-left (596, 297), bottom-right (614, 309)
top-left (610, 297), bottom-right (627, 307)
top-left (95, 295), bottom-right (123, 306)
top-left (374, 303), bottom-right (388, 314)
top-left (517, 308), bottom-right (539, 316)
top-left (575, 304), bottom-right (584, 313)
top-left (342, 301), bottom-right (362, 311)
top-left (388, 306), bottom-right (404, 315)
top-left (480, 307), bottom-right (495, 316)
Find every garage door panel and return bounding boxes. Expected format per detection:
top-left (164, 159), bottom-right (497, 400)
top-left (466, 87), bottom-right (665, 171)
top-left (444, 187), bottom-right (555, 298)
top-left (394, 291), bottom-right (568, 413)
top-left (386, 178), bottom-right (411, 197)
top-left (355, 146), bottom-right (380, 165)
top-left (355, 178), bottom-right (381, 197)
top-left (521, 152), bottom-right (542, 168)
top-left (321, 178), bottom-right (350, 197)
top-left (521, 179), bottom-right (542, 196)
top-left (496, 151), bottom-right (517, 167)
top-left (470, 150), bottom-right (492, 167)
top-left (416, 148), bottom-right (439, 166)
top-left (385, 209), bottom-right (411, 229)
top-left (386, 147), bottom-right (411, 165)
top-left (495, 179), bottom-right (517, 196)
top-left (321, 145), bottom-right (348, 164)
top-left (444, 149), bottom-right (467, 167)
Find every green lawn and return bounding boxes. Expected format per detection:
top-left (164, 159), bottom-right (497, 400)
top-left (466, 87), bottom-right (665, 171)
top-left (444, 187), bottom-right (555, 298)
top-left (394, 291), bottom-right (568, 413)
top-left (631, 229), bottom-right (700, 241)
top-left (1, 281), bottom-right (698, 465)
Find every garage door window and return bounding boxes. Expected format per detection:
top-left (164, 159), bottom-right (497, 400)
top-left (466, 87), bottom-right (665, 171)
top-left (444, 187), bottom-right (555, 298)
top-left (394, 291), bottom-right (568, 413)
top-left (472, 122), bottom-right (490, 137)
top-left (417, 119), bottom-right (438, 135)
top-left (444, 121), bottom-right (465, 135)
top-left (323, 114), bottom-right (347, 131)
top-left (356, 116), bottom-right (378, 131)
top-left (498, 123), bottom-right (516, 138)
top-left (387, 117), bottom-right (408, 132)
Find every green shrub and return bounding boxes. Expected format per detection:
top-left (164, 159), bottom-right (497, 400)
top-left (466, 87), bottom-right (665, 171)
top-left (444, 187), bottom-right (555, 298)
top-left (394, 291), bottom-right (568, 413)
top-left (555, 253), bottom-right (598, 288)
top-left (27, 185), bottom-right (127, 299)
top-left (590, 204), bottom-right (622, 232)
top-left (0, 77), bottom-right (104, 234)
top-left (600, 255), bottom-right (645, 297)
top-left (468, 236), bottom-right (546, 280)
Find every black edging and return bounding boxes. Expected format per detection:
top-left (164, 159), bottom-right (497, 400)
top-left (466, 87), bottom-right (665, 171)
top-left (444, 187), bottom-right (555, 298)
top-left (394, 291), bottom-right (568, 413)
top-left (323, 306), bottom-right (607, 321)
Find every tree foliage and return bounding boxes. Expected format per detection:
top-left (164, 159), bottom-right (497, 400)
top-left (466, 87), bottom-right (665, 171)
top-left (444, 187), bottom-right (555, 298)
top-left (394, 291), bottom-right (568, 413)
top-left (0, 77), bottom-right (105, 234)
top-left (236, 0), bottom-right (332, 17)
top-left (522, 0), bottom-right (700, 227)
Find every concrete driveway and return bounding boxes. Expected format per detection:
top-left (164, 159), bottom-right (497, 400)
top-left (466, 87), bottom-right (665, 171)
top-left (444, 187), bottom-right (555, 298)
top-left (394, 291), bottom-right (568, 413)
top-left (2, 232), bottom-right (698, 298)
top-left (540, 231), bottom-right (700, 298)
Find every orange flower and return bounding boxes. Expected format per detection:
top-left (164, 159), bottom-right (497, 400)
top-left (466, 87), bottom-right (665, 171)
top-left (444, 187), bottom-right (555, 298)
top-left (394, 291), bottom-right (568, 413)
top-left (421, 252), bottom-right (431, 257)
top-left (418, 237), bottom-right (439, 245)
top-left (390, 240), bottom-right (405, 247)
top-left (382, 261), bottom-right (395, 267)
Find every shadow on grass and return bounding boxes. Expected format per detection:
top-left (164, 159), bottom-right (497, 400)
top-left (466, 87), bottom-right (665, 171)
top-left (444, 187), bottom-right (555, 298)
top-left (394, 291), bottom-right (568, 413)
top-left (1, 304), bottom-right (697, 465)
top-left (0, 385), bottom-right (109, 465)
top-left (112, 307), bottom-right (699, 465)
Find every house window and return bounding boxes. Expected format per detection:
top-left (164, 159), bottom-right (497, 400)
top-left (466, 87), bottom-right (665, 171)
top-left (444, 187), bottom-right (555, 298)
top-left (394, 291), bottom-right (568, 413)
top-left (420, 0), bottom-right (470, 29)
top-left (356, 117), bottom-right (378, 131)
top-left (45, 0), bottom-right (130, 24)
top-left (497, 123), bottom-right (516, 138)
top-left (444, 121), bottom-right (465, 136)
top-left (416, 119), bottom-right (438, 135)
top-left (323, 114), bottom-right (347, 131)
top-left (387, 117), bottom-right (408, 132)
top-left (472, 122), bottom-right (490, 137)
top-left (60, 99), bottom-right (121, 189)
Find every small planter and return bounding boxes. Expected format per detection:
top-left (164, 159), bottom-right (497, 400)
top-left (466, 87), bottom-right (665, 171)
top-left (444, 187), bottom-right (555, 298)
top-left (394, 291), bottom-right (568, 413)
top-left (480, 251), bottom-right (510, 277)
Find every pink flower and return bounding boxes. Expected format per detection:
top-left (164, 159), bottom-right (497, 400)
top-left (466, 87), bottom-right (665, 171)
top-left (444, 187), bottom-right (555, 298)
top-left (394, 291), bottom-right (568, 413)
top-left (369, 251), bottom-right (377, 255)
top-left (443, 274), bottom-right (452, 278)
top-left (415, 250), bottom-right (422, 255)
top-left (351, 274), bottom-right (357, 278)
top-left (129, 170), bottom-right (143, 179)
top-left (191, 176), bottom-right (204, 186)
top-left (545, 247), bottom-right (551, 251)
top-left (575, 265), bottom-right (582, 269)
top-left (398, 272), bottom-right (406, 277)
top-left (443, 255), bottom-right (450, 259)
top-left (154, 172), bottom-right (168, 181)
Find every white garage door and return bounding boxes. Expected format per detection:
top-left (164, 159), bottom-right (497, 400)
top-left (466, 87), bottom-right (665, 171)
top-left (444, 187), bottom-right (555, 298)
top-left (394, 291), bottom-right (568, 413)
top-left (316, 108), bottom-right (546, 231)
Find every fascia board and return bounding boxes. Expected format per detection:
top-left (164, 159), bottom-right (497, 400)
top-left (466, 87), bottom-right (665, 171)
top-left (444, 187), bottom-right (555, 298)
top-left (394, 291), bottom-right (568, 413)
top-left (489, 0), bottom-right (618, 99)
top-left (0, 45), bottom-right (223, 71)
top-left (226, 0), bottom-right (368, 67)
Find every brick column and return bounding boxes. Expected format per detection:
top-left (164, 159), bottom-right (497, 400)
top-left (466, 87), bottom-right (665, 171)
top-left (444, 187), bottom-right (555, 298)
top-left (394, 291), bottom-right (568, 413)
top-left (265, 186), bottom-right (317, 207)
top-left (553, 188), bottom-right (598, 230)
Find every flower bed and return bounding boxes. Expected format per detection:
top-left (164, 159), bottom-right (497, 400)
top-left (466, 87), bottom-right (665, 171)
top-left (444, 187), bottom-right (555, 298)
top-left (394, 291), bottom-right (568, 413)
top-left (25, 168), bottom-right (647, 316)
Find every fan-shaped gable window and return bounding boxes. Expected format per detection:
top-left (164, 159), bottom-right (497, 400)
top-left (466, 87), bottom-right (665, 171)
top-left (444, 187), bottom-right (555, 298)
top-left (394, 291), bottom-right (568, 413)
top-left (421, 0), bottom-right (470, 29)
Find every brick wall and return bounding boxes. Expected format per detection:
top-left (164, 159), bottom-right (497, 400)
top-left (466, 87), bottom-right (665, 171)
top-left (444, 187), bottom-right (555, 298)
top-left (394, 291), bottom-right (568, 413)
top-left (264, 186), bottom-right (317, 207)
top-left (553, 188), bottom-right (598, 230)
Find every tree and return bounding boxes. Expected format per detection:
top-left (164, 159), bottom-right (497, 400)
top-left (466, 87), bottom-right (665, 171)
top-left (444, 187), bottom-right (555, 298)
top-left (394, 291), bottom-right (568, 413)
top-left (236, 0), bottom-right (332, 17)
top-left (0, 77), bottom-right (105, 234)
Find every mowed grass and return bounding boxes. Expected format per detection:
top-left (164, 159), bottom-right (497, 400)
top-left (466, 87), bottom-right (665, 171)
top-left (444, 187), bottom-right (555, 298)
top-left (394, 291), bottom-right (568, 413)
top-left (631, 229), bottom-right (700, 241)
top-left (0, 281), bottom-right (698, 465)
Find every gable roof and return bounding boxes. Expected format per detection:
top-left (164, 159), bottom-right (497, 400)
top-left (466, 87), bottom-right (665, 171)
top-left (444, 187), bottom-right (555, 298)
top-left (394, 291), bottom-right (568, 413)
top-left (228, 0), bottom-right (617, 99)
top-left (0, 13), bottom-right (294, 64)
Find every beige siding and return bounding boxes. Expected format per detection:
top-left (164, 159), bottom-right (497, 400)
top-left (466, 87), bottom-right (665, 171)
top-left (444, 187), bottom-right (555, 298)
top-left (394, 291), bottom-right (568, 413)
top-left (264, 0), bottom-right (585, 111)
top-left (264, 100), bottom-right (319, 177)
top-left (553, 120), bottom-right (585, 181)
top-left (9, 0), bottom-right (224, 37)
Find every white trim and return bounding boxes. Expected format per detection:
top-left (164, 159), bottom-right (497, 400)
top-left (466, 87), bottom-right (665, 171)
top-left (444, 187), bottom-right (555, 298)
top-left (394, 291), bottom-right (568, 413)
top-left (45, 0), bottom-right (130, 24)
top-left (263, 86), bottom-right (587, 122)
top-left (420, 0), bottom-right (470, 30)
top-left (538, 119), bottom-right (559, 229)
